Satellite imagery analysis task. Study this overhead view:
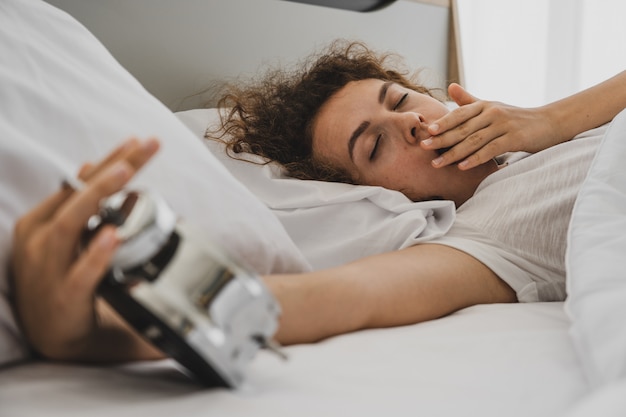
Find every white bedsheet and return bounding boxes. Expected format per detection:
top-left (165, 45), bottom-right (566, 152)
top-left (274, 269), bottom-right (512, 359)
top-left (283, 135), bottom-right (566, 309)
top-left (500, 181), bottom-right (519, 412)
top-left (0, 303), bottom-right (589, 417)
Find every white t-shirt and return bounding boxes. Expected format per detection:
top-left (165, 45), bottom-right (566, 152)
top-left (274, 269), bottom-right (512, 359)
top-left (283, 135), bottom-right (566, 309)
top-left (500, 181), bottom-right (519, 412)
top-left (431, 126), bottom-right (607, 302)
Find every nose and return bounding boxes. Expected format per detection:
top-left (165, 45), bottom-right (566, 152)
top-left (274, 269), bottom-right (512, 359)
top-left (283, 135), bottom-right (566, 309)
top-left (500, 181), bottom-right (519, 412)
top-left (397, 112), bottom-right (427, 144)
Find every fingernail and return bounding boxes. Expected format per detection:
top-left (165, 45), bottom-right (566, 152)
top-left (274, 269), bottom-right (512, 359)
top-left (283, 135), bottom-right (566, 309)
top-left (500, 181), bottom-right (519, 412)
top-left (421, 138), bottom-right (433, 147)
top-left (111, 161), bottom-right (131, 180)
top-left (97, 228), bottom-right (118, 249)
top-left (429, 124), bottom-right (439, 134)
top-left (142, 138), bottom-right (159, 153)
top-left (458, 160), bottom-right (470, 169)
top-left (432, 156), bottom-right (443, 167)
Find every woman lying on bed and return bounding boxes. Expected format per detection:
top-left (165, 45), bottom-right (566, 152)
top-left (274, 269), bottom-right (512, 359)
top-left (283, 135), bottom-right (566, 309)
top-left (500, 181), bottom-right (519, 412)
top-left (211, 42), bottom-right (626, 344)
top-left (11, 41), bottom-right (626, 362)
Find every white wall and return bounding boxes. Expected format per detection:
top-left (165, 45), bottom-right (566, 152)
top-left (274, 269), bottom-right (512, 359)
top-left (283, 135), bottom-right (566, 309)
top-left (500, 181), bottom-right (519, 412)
top-left (457, 0), bottom-right (626, 107)
top-left (47, 0), bottom-right (450, 110)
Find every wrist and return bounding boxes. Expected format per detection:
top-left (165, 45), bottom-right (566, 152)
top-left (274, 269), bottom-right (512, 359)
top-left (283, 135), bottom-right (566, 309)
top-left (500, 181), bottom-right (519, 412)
top-left (90, 299), bottom-right (165, 362)
top-left (538, 102), bottom-right (577, 144)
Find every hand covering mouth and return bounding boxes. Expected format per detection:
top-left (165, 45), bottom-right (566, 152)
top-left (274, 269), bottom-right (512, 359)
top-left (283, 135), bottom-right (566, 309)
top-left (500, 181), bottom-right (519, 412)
top-left (417, 131), bottom-right (451, 157)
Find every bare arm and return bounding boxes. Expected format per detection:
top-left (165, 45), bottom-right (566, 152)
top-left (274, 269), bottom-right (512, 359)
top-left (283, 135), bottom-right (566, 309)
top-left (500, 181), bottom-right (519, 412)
top-left (13, 137), bottom-right (514, 359)
top-left (265, 244), bottom-right (516, 345)
top-left (544, 70), bottom-right (626, 141)
top-left (423, 70), bottom-right (626, 170)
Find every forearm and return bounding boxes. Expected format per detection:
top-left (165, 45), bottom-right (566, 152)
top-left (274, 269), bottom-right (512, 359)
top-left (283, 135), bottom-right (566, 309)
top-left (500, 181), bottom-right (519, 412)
top-left (542, 70), bottom-right (626, 141)
top-left (265, 244), bottom-right (516, 345)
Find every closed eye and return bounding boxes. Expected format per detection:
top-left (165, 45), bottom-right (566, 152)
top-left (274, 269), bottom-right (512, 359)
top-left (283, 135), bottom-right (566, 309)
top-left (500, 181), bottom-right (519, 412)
top-left (369, 134), bottom-right (382, 161)
top-left (394, 93), bottom-right (408, 110)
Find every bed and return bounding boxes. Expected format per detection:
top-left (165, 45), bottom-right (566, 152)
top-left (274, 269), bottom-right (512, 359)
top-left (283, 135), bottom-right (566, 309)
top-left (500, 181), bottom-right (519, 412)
top-left (1, 0), bottom-right (626, 416)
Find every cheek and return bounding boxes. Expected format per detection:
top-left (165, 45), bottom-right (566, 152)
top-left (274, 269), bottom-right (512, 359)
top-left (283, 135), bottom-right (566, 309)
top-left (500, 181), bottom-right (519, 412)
top-left (377, 154), bottom-right (431, 190)
top-left (393, 145), bottom-right (432, 172)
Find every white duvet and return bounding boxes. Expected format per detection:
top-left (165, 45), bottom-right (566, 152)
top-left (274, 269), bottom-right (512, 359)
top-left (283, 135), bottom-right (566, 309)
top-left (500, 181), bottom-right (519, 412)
top-left (566, 108), bottom-right (626, 391)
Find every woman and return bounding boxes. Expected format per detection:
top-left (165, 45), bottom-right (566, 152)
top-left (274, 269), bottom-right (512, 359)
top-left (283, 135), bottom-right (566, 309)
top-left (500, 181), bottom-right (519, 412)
top-left (209, 41), bottom-right (625, 344)
top-left (12, 41), bottom-right (626, 361)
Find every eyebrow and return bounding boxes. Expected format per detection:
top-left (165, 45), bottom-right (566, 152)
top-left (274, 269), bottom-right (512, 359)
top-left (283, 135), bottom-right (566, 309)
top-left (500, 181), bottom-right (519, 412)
top-left (348, 121), bottom-right (370, 162)
top-left (348, 81), bottom-right (393, 162)
top-left (379, 81), bottom-right (392, 104)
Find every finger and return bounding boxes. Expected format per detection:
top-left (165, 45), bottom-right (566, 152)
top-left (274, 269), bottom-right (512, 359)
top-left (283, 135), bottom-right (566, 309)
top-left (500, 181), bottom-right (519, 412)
top-left (77, 163), bottom-right (96, 180)
top-left (78, 138), bottom-right (139, 181)
top-left (427, 102), bottom-right (483, 138)
top-left (13, 186), bottom-right (76, 242)
top-left (428, 85), bottom-right (480, 137)
top-left (424, 105), bottom-right (490, 161)
top-left (80, 138), bottom-right (160, 182)
top-left (456, 136), bottom-right (507, 171)
top-left (66, 225), bottom-right (119, 296)
top-left (48, 161), bottom-right (134, 261)
top-left (14, 138), bottom-right (159, 245)
top-left (431, 125), bottom-right (504, 168)
top-left (48, 139), bottom-right (159, 266)
top-left (448, 83), bottom-right (477, 107)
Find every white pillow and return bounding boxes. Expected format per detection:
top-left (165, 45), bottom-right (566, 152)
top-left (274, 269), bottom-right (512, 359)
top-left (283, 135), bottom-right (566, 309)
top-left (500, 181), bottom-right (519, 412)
top-left (0, 0), bottom-right (308, 366)
top-left (176, 109), bottom-right (456, 270)
top-left (565, 108), bottom-right (626, 387)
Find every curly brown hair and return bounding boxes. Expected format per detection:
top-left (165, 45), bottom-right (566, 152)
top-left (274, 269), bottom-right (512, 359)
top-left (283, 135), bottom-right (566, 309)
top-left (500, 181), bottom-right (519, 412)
top-left (206, 40), bottom-right (441, 183)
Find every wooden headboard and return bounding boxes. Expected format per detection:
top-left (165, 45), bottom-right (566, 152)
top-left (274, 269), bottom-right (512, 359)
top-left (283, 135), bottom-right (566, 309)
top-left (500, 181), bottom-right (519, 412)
top-left (46, 0), bottom-right (462, 110)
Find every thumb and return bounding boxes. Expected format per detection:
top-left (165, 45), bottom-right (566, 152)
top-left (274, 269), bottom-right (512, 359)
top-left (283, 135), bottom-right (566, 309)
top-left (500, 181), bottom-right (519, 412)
top-left (67, 226), bottom-right (119, 295)
top-left (448, 83), bottom-right (478, 106)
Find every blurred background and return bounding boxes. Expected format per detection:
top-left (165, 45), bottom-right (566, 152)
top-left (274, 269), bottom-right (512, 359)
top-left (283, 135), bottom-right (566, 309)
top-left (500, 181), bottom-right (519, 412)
top-left (457, 0), bottom-right (626, 107)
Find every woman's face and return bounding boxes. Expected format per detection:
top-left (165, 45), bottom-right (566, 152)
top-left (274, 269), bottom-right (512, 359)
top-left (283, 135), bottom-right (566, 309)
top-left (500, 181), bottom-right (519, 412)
top-left (311, 78), bottom-right (497, 206)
